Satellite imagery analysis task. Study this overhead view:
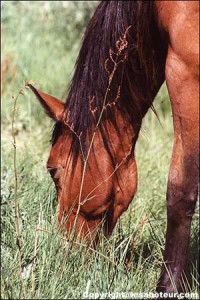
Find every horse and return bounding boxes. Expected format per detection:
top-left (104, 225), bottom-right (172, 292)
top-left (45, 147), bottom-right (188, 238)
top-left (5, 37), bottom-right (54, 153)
top-left (27, 1), bottom-right (199, 293)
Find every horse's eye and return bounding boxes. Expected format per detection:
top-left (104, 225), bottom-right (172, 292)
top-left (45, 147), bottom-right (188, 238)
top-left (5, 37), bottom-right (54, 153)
top-left (47, 167), bottom-right (57, 178)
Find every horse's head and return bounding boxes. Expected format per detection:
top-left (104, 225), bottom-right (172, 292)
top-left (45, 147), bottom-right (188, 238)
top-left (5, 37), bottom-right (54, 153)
top-left (28, 84), bottom-right (138, 245)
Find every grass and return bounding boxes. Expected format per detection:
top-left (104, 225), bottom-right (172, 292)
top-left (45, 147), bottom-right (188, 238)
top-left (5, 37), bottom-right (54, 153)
top-left (1, 2), bottom-right (199, 299)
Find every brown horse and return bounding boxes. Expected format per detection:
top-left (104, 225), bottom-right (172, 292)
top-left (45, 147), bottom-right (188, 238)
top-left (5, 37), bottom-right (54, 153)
top-left (27, 1), bottom-right (199, 293)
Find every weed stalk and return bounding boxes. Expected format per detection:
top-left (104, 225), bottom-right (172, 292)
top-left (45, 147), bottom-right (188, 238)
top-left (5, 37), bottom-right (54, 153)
top-left (11, 88), bottom-right (26, 299)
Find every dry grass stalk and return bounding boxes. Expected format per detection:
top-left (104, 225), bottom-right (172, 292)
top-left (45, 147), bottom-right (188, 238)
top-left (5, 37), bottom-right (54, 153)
top-left (68, 25), bottom-right (133, 247)
top-left (11, 87), bottom-right (26, 299)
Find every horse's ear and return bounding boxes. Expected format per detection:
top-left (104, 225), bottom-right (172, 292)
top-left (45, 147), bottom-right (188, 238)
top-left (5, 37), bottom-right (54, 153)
top-left (27, 84), bottom-right (65, 121)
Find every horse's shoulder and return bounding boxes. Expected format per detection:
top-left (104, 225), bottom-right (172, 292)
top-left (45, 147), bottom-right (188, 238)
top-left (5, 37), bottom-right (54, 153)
top-left (155, 1), bottom-right (199, 74)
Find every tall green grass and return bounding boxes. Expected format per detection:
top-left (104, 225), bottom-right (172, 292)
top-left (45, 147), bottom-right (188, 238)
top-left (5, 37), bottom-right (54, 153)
top-left (1, 2), bottom-right (199, 299)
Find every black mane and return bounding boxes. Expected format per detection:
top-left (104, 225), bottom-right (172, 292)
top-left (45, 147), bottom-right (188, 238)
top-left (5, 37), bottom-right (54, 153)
top-left (52, 1), bottom-right (165, 164)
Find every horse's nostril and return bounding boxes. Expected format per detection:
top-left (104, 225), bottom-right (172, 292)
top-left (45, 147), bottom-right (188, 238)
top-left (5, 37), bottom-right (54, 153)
top-left (116, 186), bottom-right (120, 193)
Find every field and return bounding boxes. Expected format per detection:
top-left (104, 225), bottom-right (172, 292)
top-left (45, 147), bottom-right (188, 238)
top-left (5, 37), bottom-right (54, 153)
top-left (1, 2), bottom-right (199, 299)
